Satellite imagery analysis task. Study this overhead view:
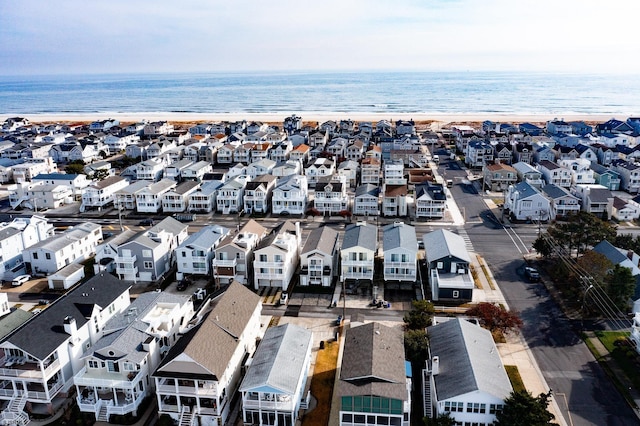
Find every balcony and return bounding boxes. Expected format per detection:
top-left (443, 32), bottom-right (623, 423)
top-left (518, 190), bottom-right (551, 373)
top-left (115, 255), bottom-right (137, 264)
top-left (242, 393), bottom-right (296, 411)
top-left (341, 260), bottom-right (372, 267)
top-left (255, 272), bottom-right (286, 280)
top-left (212, 258), bottom-right (237, 268)
top-left (0, 356), bottom-right (60, 380)
top-left (254, 261), bottom-right (285, 268)
top-left (156, 379), bottom-right (217, 397)
top-left (74, 366), bottom-right (140, 389)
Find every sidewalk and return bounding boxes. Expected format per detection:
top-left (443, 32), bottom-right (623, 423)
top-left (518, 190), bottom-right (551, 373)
top-left (471, 248), bottom-right (568, 426)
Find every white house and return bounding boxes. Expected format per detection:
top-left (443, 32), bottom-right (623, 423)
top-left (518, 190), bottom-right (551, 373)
top-left (541, 184), bottom-right (580, 219)
top-left (299, 226), bottom-right (339, 287)
top-left (314, 178), bottom-right (349, 215)
top-left (513, 162), bottom-right (545, 188)
top-left (340, 222), bottom-right (377, 287)
top-left (73, 291), bottom-right (194, 422)
top-left (353, 184), bottom-right (379, 217)
top-left (114, 180), bottom-right (151, 210)
top-left (239, 323), bottom-right (313, 426)
top-left (216, 175), bottom-right (250, 214)
top-left (181, 160), bottom-right (213, 182)
top-left (382, 222), bottom-right (417, 284)
top-left (161, 181), bottom-right (200, 213)
top-left (423, 318), bottom-right (512, 425)
top-left (80, 176), bottom-right (129, 212)
top-left (188, 180), bottom-right (223, 213)
top-left (415, 183), bottom-right (446, 219)
top-left (305, 158), bottom-right (335, 186)
top-left (244, 174), bottom-right (277, 215)
top-left (272, 174), bottom-right (308, 216)
top-left (253, 221), bottom-right (301, 290)
top-left (136, 158), bottom-right (167, 182)
top-left (0, 216), bottom-right (54, 281)
top-left (153, 282), bottom-right (263, 426)
top-left (0, 274), bottom-right (131, 420)
top-left (24, 222), bottom-right (102, 274)
top-left (537, 160), bottom-right (572, 188)
top-left (504, 181), bottom-right (551, 222)
top-left (175, 225), bottom-right (230, 280)
top-left (558, 158), bottom-right (595, 185)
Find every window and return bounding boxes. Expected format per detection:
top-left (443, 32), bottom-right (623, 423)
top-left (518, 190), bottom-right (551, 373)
top-left (33, 253), bottom-right (38, 260)
top-left (143, 261), bottom-right (153, 269)
top-left (45, 253), bottom-right (51, 260)
top-left (452, 290), bottom-right (459, 298)
top-left (89, 360), bottom-right (100, 369)
top-left (142, 250), bottom-right (152, 258)
top-left (259, 254), bottom-right (267, 262)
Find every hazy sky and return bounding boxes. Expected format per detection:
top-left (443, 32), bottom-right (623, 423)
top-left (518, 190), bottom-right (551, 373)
top-left (0, 0), bottom-right (637, 76)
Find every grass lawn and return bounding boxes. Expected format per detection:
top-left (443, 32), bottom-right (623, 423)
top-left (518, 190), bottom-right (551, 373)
top-left (504, 365), bottom-right (526, 393)
top-left (302, 339), bottom-right (339, 426)
top-left (595, 331), bottom-right (640, 390)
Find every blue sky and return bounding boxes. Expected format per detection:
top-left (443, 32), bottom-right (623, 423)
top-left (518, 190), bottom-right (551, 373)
top-left (0, 0), bottom-right (637, 75)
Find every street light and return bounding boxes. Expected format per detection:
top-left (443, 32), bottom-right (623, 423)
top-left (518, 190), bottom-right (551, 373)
top-left (582, 283), bottom-right (595, 318)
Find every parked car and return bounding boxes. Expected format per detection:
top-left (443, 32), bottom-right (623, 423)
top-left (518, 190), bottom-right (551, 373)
top-left (11, 275), bottom-right (31, 286)
top-left (524, 266), bottom-right (541, 282)
top-left (279, 291), bottom-right (288, 305)
top-left (173, 213), bottom-right (196, 222)
top-left (176, 278), bottom-right (192, 291)
top-left (138, 218), bottom-right (154, 226)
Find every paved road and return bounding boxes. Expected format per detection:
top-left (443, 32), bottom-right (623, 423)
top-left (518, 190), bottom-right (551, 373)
top-left (434, 152), bottom-right (638, 425)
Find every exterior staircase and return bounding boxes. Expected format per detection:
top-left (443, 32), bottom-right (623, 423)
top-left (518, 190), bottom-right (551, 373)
top-left (0, 393), bottom-right (29, 425)
top-left (423, 370), bottom-right (433, 419)
top-left (179, 407), bottom-right (196, 426)
top-left (96, 401), bottom-right (109, 423)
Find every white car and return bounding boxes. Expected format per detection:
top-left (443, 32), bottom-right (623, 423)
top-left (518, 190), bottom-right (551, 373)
top-left (11, 275), bottom-right (31, 286)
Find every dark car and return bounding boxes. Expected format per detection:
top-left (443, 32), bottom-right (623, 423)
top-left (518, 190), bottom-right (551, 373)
top-left (176, 280), bottom-right (190, 291)
top-left (524, 267), bottom-right (541, 282)
top-left (138, 219), bottom-right (154, 226)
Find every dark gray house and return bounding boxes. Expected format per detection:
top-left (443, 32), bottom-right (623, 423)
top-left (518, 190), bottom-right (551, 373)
top-left (423, 229), bottom-right (473, 303)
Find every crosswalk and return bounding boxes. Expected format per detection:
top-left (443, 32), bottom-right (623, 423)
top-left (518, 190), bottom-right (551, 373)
top-left (456, 228), bottom-right (475, 252)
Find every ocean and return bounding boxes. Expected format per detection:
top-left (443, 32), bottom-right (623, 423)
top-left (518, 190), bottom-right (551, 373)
top-left (0, 71), bottom-right (639, 116)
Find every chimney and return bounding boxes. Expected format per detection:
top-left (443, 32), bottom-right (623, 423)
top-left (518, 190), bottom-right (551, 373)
top-left (63, 316), bottom-right (77, 336)
top-left (295, 221), bottom-right (301, 244)
top-left (431, 356), bottom-right (440, 375)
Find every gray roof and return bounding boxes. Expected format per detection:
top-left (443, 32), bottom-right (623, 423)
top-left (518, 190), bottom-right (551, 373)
top-left (239, 323), bottom-right (312, 394)
top-left (172, 180), bottom-right (200, 195)
top-left (179, 225), bottom-right (230, 250)
top-left (589, 188), bottom-right (613, 203)
top-left (0, 225), bottom-right (21, 242)
top-left (512, 161), bottom-right (539, 175)
top-left (541, 184), bottom-right (576, 200)
top-left (301, 226), bottom-right (339, 256)
top-left (355, 183), bottom-right (378, 198)
top-left (3, 272), bottom-right (131, 360)
top-left (592, 240), bottom-right (626, 264)
top-left (423, 229), bottom-right (470, 264)
top-left (116, 180), bottom-right (151, 194)
top-left (510, 181), bottom-right (540, 199)
top-left (28, 222), bottom-right (101, 252)
top-left (154, 281), bottom-right (261, 380)
top-left (428, 318), bottom-right (512, 401)
top-left (342, 223), bottom-right (377, 251)
top-left (338, 322), bottom-right (407, 401)
top-left (382, 222), bottom-right (417, 251)
top-left (49, 262), bottom-right (84, 279)
top-left (0, 309), bottom-right (33, 341)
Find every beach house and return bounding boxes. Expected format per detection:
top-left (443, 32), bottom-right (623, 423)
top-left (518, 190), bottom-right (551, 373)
top-left (252, 221), bottom-right (301, 290)
top-left (504, 181), bottom-right (551, 222)
top-left (175, 225), bottom-right (230, 280)
top-left (353, 184), bottom-right (380, 217)
top-left (541, 184), bottom-right (580, 219)
top-left (271, 174), bottom-right (308, 216)
top-left (340, 222), bottom-right (377, 291)
top-left (161, 181), bottom-right (200, 213)
top-left (314, 177), bottom-right (349, 216)
top-left (414, 182), bottom-right (446, 219)
top-left (423, 229), bottom-right (474, 303)
top-left (244, 174), bottom-right (277, 215)
top-left (382, 222), bottom-right (418, 285)
top-left (135, 179), bottom-right (178, 213)
top-left (216, 174), bottom-right (250, 214)
top-left (299, 226), bottom-right (339, 287)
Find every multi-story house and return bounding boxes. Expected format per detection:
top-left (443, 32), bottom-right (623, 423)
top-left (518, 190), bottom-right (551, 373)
top-left (314, 178), bottom-right (349, 215)
top-left (512, 162), bottom-right (545, 189)
top-left (164, 159), bottom-right (193, 181)
top-left (382, 184), bottom-right (408, 217)
top-left (383, 160), bottom-right (405, 185)
top-left (115, 217), bottom-right (188, 283)
top-left (136, 158), bottom-right (167, 182)
top-left (337, 160), bottom-right (359, 188)
top-left (423, 229), bottom-right (474, 303)
top-left (188, 180), bottom-right (223, 213)
top-left (337, 322), bottom-right (411, 426)
top-left (32, 172), bottom-right (90, 199)
top-left (233, 143), bottom-right (253, 163)
top-left (249, 143), bottom-right (272, 163)
top-left (382, 222), bottom-right (417, 284)
top-left (135, 179), bottom-right (178, 213)
top-left (546, 119), bottom-right (572, 135)
top-left (493, 142), bottom-right (513, 164)
top-left (558, 158), bottom-right (595, 185)
top-left (593, 144), bottom-right (617, 166)
top-left (9, 181), bottom-right (73, 210)
top-left (73, 291), bottom-right (194, 422)
top-left (239, 323), bottom-right (312, 426)
top-left (80, 176), bottom-right (129, 212)
top-left (246, 158), bottom-right (276, 180)
top-left (345, 140), bottom-right (365, 162)
top-left (590, 163), bottom-right (621, 191)
top-left (299, 226), bottom-right (339, 287)
top-left (114, 180), bottom-right (151, 210)
top-left (612, 197), bottom-right (640, 222)
top-left (573, 184), bottom-right (613, 218)
top-left (271, 174), bottom-right (308, 216)
top-left (253, 221), bottom-right (301, 290)
top-left (423, 318), bottom-right (512, 426)
top-left (244, 174), bottom-right (276, 215)
top-left (181, 161), bottom-right (213, 182)
top-left (415, 183), bottom-right (446, 219)
top-left (465, 140), bottom-right (494, 168)
top-left (271, 159), bottom-right (302, 177)
top-left (216, 175), bottom-right (250, 214)
top-left (482, 163), bottom-right (517, 191)
top-left (11, 157), bottom-right (58, 183)
top-left (305, 158), bottom-right (335, 187)
top-left (283, 115), bottom-right (302, 134)
top-left (175, 225), bottom-right (230, 281)
top-left (143, 121), bottom-right (174, 136)
top-left (268, 140), bottom-right (293, 162)
top-left (212, 220), bottom-right (269, 286)
top-left (24, 222), bottom-right (102, 274)
top-left (161, 181), bottom-right (200, 213)
top-left (0, 215), bottom-right (54, 280)
top-left (612, 159), bottom-right (640, 194)
top-left (289, 144), bottom-right (310, 163)
top-left (93, 230), bottom-right (137, 275)
top-left (512, 142), bottom-right (534, 164)
top-left (340, 222), bottom-right (377, 288)
top-left (353, 184), bottom-right (379, 217)
top-left (0, 273), bottom-right (131, 420)
top-left (504, 181), bottom-right (551, 222)
top-left (537, 160), bottom-right (572, 188)
top-left (216, 144), bottom-right (235, 165)
top-left (309, 130), bottom-right (329, 148)
top-left (360, 158), bottom-right (381, 185)
top-left (153, 282), bottom-right (263, 426)
top-left (541, 184), bottom-right (580, 219)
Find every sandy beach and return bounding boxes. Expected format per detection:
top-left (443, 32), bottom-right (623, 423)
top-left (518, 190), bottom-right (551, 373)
top-left (0, 112), bottom-right (621, 126)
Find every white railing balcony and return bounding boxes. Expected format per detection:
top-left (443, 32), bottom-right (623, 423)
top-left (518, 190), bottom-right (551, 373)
top-left (342, 271), bottom-right (373, 279)
top-left (116, 266), bottom-right (138, 275)
top-left (341, 260), bottom-right (373, 267)
top-left (0, 357), bottom-right (60, 379)
top-left (27, 379), bottom-right (63, 401)
top-left (255, 272), bottom-right (286, 280)
top-left (385, 261), bottom-right (416, 268)
top-left (212, 258), bottom-right (237, 268)
top-left (242, 394), bottom-right (295, 411)
top-left (255, 261), bottom-right (285, 268)
top-left (191, 256), bottom-right (208, 263)
top-left (73, 366), bottom-right (139, 389)
top-left (384, 272), bottom-right (416, 281)
top-left (115, 255), bottom-right (137, 264)
top-left (156, 383), bottom-right (217, 397)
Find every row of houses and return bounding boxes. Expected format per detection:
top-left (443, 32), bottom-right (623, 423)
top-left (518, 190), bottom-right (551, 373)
top-left (0, 273), bottom-right (510, 426)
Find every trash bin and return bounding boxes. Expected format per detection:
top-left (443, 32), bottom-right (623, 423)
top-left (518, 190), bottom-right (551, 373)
top-left (319, 341), bottom-right (325, 350)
